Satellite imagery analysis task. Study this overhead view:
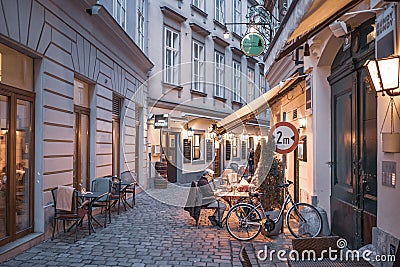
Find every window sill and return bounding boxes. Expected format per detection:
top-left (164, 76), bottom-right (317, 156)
top-left (162, 82), bottom-right (183, 91)
top-left (213, 19), bottom-right (225, 30)
top-left (232, 32), bottom-right (242, 41)
top-left (190, 4), bottom-right (208, 18)
top-left (192, 159), bottom-right (206, 165)
top-left (190, 89), bottom-right (207, 97)
top-left (214, 95), bottom-right (227, 102)
top-left (232, 100), bottom-right (242, 106)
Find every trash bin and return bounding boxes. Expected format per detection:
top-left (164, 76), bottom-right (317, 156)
top-left (316, 206), bottom-right (331, 236)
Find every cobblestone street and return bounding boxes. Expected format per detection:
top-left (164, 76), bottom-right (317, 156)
top-left (1, 192), bottom-right (293, 267)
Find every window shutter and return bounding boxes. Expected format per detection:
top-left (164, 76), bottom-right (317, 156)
top-left (112, 95), bottom-right (121, 117)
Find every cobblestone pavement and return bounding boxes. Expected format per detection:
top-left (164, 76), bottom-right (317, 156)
top-left (1, 192), bottom-right (293, 267)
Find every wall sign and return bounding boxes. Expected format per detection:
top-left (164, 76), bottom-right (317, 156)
top-left (206, 140), bottom-right (213, 162)
top-left (154, 114), bottom-right (169, 129)
top-left (269, 122), bottom-right (299, 154)
top-left (183, 139), bottom-right (191, 163)
top-left (382, 161), bottom-right (396, 188)
top-left (376, 4), bottom-right (396, 58)
top-left (241, 32), bottom-right (265, 57)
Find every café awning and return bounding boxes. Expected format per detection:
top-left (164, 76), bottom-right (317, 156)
top-left (264, 0), bottom-right (363, 71)
top-left (215, 74), bottom-right (305, 135)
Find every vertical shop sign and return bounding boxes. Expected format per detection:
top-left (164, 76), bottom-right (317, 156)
top-left (376, 4), bottom-right (396, 58)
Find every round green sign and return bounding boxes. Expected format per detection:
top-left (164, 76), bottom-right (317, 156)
top-left (240, 32), bottom-right (265, 56)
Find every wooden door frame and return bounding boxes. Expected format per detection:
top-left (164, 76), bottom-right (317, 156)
top-left (74, 105), bottom-right (90, 190)
top-left (0, 84), bottom-right (35, 246)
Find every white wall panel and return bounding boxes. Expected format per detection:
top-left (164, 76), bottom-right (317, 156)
top-left (43, 90), bottom-right (74, 111)
top-left (27, 1), bottom-right (45, 50)
top-left (43, 156), bottom-right (73, 173)
top-left (43, 125), bottom-right (74, 141)
top-left (43, 141), bottom-right (73, 156)
top-left (43, 74), bottom-right (74, 99)
top-left (43, 171), bottom-right (73, 190)
top-left (43, 107), bottom-right (74, 126)
top-left (18, 0), bottom-right (32, 45)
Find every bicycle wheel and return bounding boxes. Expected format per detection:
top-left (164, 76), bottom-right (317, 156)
top-left (225, 203), bottom-right (262, 241)
top-left (286, 203), bottom-right (322, 238)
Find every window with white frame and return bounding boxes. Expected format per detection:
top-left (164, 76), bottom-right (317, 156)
top-left (215, 0), bottom-right (225, 23)
top-left (164, 27), bottom-right (180, 85)
top-left (192, 0), bottom-right (205, 11)
top-left (214, 51), bottom-right (225, 97)
top-left (137, 0), bottom-right (145, 50)
top-left (233, 0), bottom-right (241, 34)
top-left (232, 61), bottom-right (241, 102)
top-left (259, 72), bottom-right (266, 94)
top-left (192, 41), bottom-right (205, 92)
top-left (247, 68), bottom-right (255, 102)
top-left (232, 137), bottom-right (238, 158)
top-left (193, 134), bottom-right (203, 160)
top-left (114, 0), bottom-right (126, 30)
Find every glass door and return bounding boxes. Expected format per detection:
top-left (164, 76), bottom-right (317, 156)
top-left (0, 92), bottom-right (34, 246)
top-left (73, 107), bottom-right (90, 190)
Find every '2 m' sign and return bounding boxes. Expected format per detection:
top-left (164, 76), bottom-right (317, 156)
top-left (269, 122), bottom-right (299, 154)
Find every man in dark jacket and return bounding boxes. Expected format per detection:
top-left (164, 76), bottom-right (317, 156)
top-left (198, 169), bottom-right (226, 227)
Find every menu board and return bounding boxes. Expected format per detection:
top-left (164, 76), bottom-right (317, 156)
top-left (226, 140), bottom-right (231, 160)
top-left (206, 140), bottom-right (213, 162)
top-left (183, 139), bottom-right (191, 163)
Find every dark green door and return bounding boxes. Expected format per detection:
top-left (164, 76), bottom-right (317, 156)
top-left (329, 18), bottom-right (377, 249)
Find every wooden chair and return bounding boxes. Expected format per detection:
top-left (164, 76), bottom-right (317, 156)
top-left (51, 187), bottom-right (89, 242)
top-left (239, 246), bottom-right (253, 267)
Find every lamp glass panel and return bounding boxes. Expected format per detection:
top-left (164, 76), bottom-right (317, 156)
top-left (366, 60), bottom-right (381, 91)
top-left (377, 57), bottom-right (399, 90)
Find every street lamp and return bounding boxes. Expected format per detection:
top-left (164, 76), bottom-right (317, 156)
top-left (365, 55), bottom-right (400, 96)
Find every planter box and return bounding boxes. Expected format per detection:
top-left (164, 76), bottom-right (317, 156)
top-left (382, 133), bottom-right (400, 153)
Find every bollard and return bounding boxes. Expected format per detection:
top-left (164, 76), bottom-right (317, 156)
top-left (316, 206), bottom-right (331, 236)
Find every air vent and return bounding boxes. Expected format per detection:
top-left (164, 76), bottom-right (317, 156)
top-left (112, 95), bottom-right (121, 117)
top-left (293, 109), bottom-right (298, 119)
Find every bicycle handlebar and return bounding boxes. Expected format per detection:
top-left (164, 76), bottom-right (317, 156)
top-left (275, 180), bottom-right (293, 189)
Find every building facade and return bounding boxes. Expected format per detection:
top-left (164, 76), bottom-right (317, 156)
top-left (264, 0), bottom-right (400, 256)
top-left (145, 0), bottom-right (269, 184)
top-left (0, 0), bottom-right (152, 258)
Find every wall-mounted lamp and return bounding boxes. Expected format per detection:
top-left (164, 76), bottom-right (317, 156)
top-left (329, 20), bottom-right (348, 38)
top-left (187, 127), bottom-right (194, 138)
top-left (227, 131), bottom-right (234, 140)
top-left (365, 55), bottom-right (400, 96)
top-left (299, 118), bottom-right (307, 129)
top-left (223, 28), bottom-right (230, 40)
top-left (86, 1), bottom-right (102, 16)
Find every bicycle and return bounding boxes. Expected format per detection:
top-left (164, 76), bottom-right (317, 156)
top-left (225, 180), bottom-right (323, 241)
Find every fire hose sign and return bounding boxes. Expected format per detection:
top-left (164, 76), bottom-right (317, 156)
top-left (269, 122), bottom-right (299, 154)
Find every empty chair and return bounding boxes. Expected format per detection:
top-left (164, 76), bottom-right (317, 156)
top-left (108, 176), bottom-right (127, 214)
top-left (91, 178), bottom-right (111, 226)
top-left (51, 186), bottom-right (89, 242)
top-left (120, 170), bottom-right (137, 207)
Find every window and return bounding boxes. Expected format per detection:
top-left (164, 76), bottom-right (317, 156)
top-left (137, 0), bottom-right (145, 50)
top-left (233, 61), bottom-right (241, 102)
top-left (193, 134), bottom-right (202, 160)
top-left (232, 137), bottom-right (238, 158)
top-left (114, 0), bottom-right (126, 30)
top-left (215, 0), bottom-right (225, 23)
top-left (214, 51), bottom-right (225, 97)
top-left (192, 0), bottom-right (205, 11)
top-left (247, 68), bottom-right (255, 102)
top-left (192, 41), bottom-right (205, 92)
top-left (259, 72), bottom-right (266, 94)
top-left (164, 27), bottom-right (180, 85)
top-left (233, 0), bottom-right (241, 34)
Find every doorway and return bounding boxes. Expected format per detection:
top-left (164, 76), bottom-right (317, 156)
top-left (162, 132), bottom-right (178, 183)
top-left (329, 18), bottom-right (377, 248)
top-left (0, 90), bottom-right (34, 246)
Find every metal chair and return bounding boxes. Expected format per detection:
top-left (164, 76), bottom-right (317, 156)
top-left (51, 187), bottom-right (89, 242)
top-left (91, 178), bottom-right (111, 226)
top-left (120, 170), bottom-right (137, 207)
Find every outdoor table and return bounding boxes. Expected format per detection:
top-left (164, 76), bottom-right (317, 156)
top-left (217, 191), bottom-right (249, 208)
top-left (77, 191), bottom-right (107, 234)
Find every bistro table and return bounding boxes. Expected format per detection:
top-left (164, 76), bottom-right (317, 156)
top-left (77, 191), bottom-right (108, 234)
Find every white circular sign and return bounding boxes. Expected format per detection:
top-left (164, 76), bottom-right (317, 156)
top-left (269, 122), bottom-right (299, 154)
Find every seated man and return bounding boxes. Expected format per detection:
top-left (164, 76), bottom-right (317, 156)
top-left (197, 169), bottom-right (226, 227)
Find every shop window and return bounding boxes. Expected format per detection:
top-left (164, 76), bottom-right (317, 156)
top-left (0, 43), bottom-right (33, 91)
